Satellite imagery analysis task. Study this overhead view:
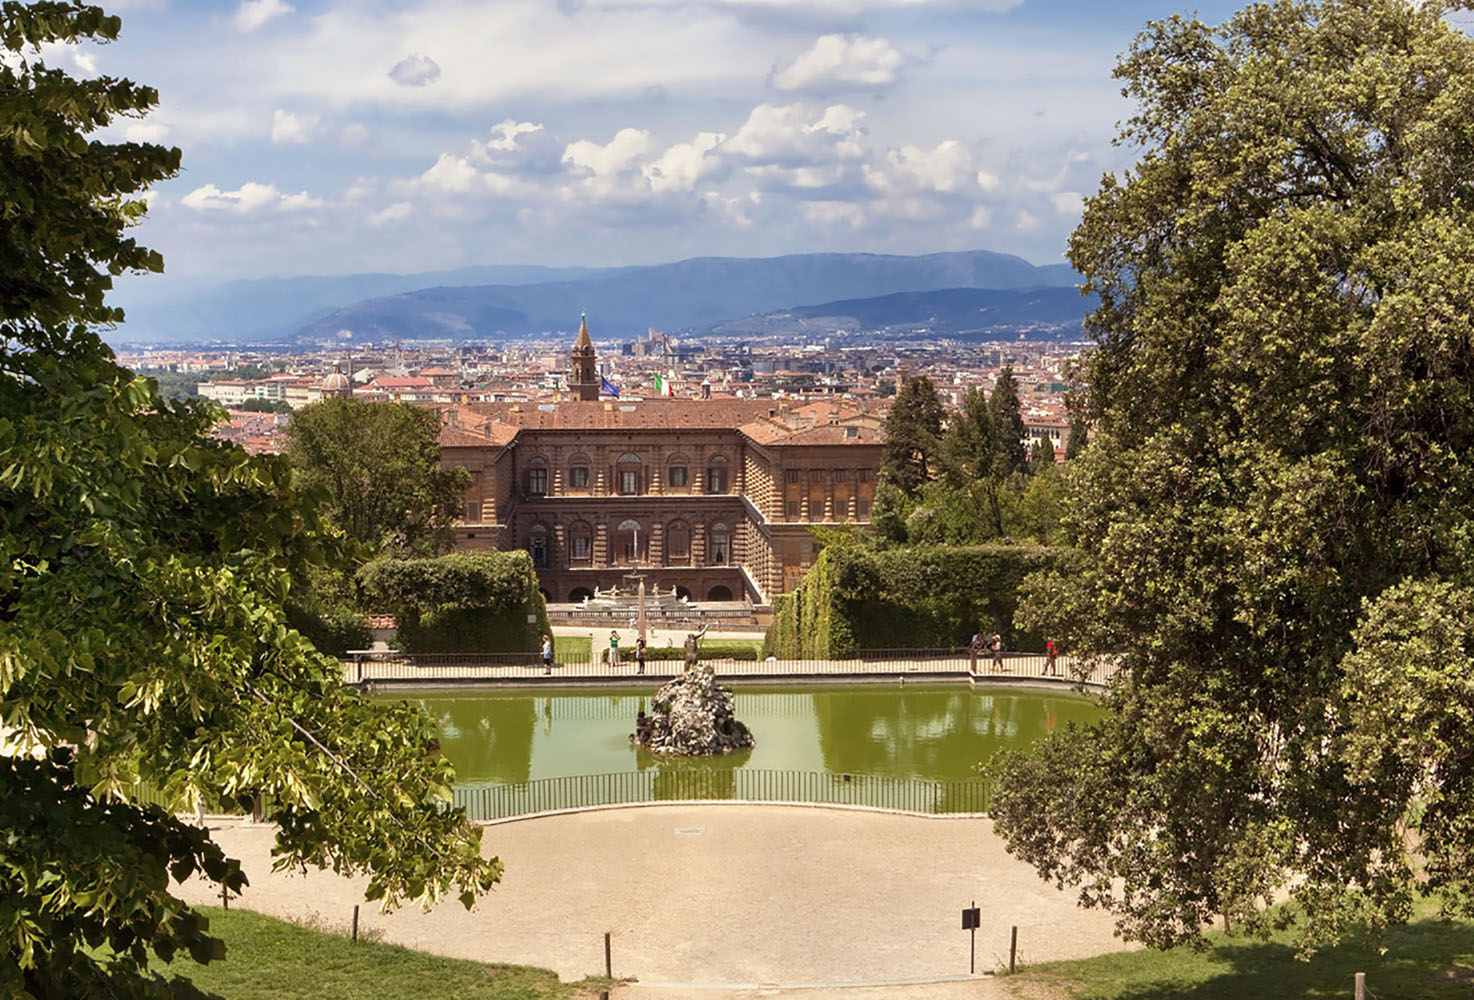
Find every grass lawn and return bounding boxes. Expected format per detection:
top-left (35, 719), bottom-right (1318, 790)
top-left (161, 907), bottom-right (613, 1000)
top-left (1011, 902), bottom-right (1474, 999)
top-left (553, 635), bottom-right (590, 663)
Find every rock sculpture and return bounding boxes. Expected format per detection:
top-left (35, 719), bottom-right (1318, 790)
top-left (631, 664), bottom-right (754, 756)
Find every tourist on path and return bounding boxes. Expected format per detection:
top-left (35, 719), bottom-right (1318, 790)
top-left (541, 634), bottom-right (553, 675)
top-left (990, 634), bottom-right (1004, 672)
top-left (609, 630), bottom-right (621, 668)
top-left (636, 637), bottom-right (646, 674)
top-left (1045, 639), bottom-right (1057, 676)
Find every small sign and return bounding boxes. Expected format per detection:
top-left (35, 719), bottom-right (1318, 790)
top-left (962, 906), bottom-right (980, 930)
top-left (527, 614), bottom-right (538, 623)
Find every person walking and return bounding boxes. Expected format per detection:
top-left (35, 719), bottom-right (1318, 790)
top-left (635, 636), bottom-right (646, 675)
top-left (1044, 639), bottom-right (1057, 676)
top-left (990, 634), bottom-right (1004, 672)
top-left (609, 630), bottom-right (621, 668)
top-left (969, 629), bottom-right (983, 672)
top-left (541, 634), bottom-right (553, 675)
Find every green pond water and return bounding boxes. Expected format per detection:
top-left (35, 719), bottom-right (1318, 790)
top-left (394, 685), bottom-right (1103, 788)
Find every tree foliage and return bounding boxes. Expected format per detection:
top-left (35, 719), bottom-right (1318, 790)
top-left (992, 0), bottom-right (1474, 954)
top-left (285, 398), bottom-right (470, 557)
top-left (0, 7), bottom-right (498, 996)
top-left (358, 552), bottom-right (551, 653)
top-left (880, 375), bottom-right (945, 496)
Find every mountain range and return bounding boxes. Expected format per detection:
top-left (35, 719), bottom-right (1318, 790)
top-left (108, 250), bottom-right (1082, 345)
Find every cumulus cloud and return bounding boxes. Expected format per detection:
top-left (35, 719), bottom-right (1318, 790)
top-left (180, 182), bottom-right (321, 214)
top-left (724, 102), bottom-right (867, 165)
top-left (801, 201), bottom-right (864, 228)
top-left (771, 35), bottom-right (906, 95)
top-left (125, 121), bottom-right (170, 144)
top-left (645, 132), bottom-right (726, 192)
top-left (367, 202), bottom-right (414, 226)
top-left (865, 140), bottom-right (976, 196)
top-left (270, 109), bottom-right (318, 144)
top-left (469, 120), bottom-right (564, 175)
top-left (234, 0), bottom-right (292, 32)
top-left (340, 123), bottom-right (373, 146)
top-left (388, 53), bottom-right (441, 87)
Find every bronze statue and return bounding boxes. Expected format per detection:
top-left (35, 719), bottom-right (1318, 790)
top-left (683, 622), bottom-right (710, 669)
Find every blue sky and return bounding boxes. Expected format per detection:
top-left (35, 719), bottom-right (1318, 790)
top-left (79, 0), bottom-right (1243, 283)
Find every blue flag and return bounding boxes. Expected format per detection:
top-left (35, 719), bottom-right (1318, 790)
top-left (600, 375), bottom-right (620, 398)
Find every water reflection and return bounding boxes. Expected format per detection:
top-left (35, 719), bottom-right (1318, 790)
top-left (400, 685), bottom-right (1101, 788)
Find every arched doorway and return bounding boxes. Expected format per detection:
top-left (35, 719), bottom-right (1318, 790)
top-left (674, 586), bottom-right (693, 601)
top-left (706, 585), bottom-right (734, 601)
top-left (569, 587), bottom-right (594, 603)
top-left (614, 518), bottom-right (645, 565)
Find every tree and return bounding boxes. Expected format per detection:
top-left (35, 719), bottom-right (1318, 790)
top-left (0, 7), bottom-right (498, 996)
top-left (285, 398), bottom-right (471, 557)
top-left (988, 366), bottom-right (1028, 479)
top-left (992, 0), bottom-right (1474, 954)
top-left (1028, 435), bottom-right (1056, 470)
top-left (1064, 409), bottom-right (1089, 460)
top-left (880, 375), bottom-right (945, 497)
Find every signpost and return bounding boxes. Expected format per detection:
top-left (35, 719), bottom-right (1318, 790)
top-left (962, 901), bottom-right (981, 974)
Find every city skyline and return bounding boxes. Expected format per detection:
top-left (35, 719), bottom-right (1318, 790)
top-left (88, 0), bottom-right (1244, 293)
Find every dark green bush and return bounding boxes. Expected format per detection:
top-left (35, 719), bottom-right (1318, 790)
top-left (764, 544), bottom-right (1078, 658)
top-left (358, 551), bottom-right (550, 653)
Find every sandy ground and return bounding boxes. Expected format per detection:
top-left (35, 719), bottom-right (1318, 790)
top-left (181, 805), bottom-right (1126, 999)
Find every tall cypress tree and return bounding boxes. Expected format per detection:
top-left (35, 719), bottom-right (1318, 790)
top-left (881, 375), bottom-right (945, 497)
top-left (989, 366), bottom-right (1028, 478)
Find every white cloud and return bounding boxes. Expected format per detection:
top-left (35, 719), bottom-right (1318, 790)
top-left (1015, 209), bottom-right (1039, 232)
top-left (180, 182), bottom-right (321, 214)
top-left (865, 140), bottom-right (975, 195)
top-left (563, 128), bottom-right (656, 177)
top-left (969, 206), bottom-right (992, 228)
top-left (234, 0), bottom-right (293, 32)
top-left (469, 120), bottom-right (564, 174)
top-left (340, 123), bottom-right (373, 146)
top-left (1049, 190), bottom-right (1084, 214)
top-left (388, 53), bottom-right (442, 87)
top-left (367, 202), bottom-right (414, 226)
top-left (645, 132), bottom-right (726, 192)
top-left (125, 121), bottom-right (170, 144)
top-left (771, 35), bottom-right (906, 94)
top-left (801, 201), bottom-right (864, 227)
top-left (419, 153), bottom-right (483, 194)
top-left (724, 102), bottom-right (867, 165)
top-left (270, 109), bottom-right (318, 144)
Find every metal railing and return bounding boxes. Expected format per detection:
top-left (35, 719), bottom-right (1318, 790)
top-left (345, 648), bottom-right (1117, 688)
top-left (451, 768), bottom-right (992, 821)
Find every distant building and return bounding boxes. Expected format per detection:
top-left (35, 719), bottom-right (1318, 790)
top-left (439, 318), bottom-right (885, 604)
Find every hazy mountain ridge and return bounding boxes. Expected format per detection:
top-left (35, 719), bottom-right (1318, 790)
top-left (290, 250), bottom-right (1080, 343)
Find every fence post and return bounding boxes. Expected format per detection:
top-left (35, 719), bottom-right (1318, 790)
top-left (1354, 972), bottom-right (1365, 1000)
top-left (1009, 925), bottom-right (1017, 973)
top-left (604, 931), bottom-right (612, 978)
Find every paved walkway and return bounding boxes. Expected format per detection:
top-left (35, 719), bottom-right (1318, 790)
top-left (180, 805), bottom-right (1128, 999)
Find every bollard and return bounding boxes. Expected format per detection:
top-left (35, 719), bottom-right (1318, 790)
top-left (352, 905), bottom-right (359, 943)
top-left (1010, 925), bottom-right (1017, 973)
top-left (604, 931), bottom-right (612, 978)
top-left (1354, 972), bottom-right (1365, 1000)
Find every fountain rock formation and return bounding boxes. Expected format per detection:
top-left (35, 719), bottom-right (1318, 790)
top-left (632, 664), bottom-right (754, 756)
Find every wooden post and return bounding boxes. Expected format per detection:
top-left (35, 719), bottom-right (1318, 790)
top-left (604, 931), bottom-right (612, 978)
top-left (1009, 925), bottom-right (1018, 973)
top-left (352, 905), bottom-right (359, 943)
top-left (220, 883), bottom-right (229, 911)
top-left (1354, 972), bottom-right (1365, 1000)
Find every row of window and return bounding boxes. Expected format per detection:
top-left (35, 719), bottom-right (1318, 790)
top-left (785, 500), bottom-right (871, 521)
top-left (524, 456), bottom-right (728, 496)
top-left (783, 468), bottom-right (872, 484)
top-left (529, 521), bottom-right (731, 568)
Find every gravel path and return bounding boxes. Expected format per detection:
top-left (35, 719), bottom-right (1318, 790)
top-left (181, 805), bottom-right (1125, 999)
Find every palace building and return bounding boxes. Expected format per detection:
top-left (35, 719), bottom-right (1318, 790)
top-left (439, 317), bottom-right (885, 606)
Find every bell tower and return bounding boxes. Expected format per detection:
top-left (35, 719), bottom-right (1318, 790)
top-left (570, 313), bottom-right (599, 401)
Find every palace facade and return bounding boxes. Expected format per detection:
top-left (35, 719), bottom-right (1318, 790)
top-left (440, 319), bottom-right (885, 605)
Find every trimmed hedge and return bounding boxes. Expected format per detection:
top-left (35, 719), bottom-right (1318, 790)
top-left (763, 544), bottom-right (1078, 658)
top-left (358, 551), bottom-right (551, 653)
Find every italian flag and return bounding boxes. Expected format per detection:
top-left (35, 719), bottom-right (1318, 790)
top-left (653, 372), bottom-right (675, 397)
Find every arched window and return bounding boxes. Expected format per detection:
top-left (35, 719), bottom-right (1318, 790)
top-left (523, 456), bottom-right (548, 496)
top-left (666, 453), bottom-right (690, 490)
top-left (616, 453), bottom-right (641, 496)
top-left (615, 518), bottom-right (644, 565)
top-left (709, 521), bottom-right (730, 566)
top-left (706, 584), bottom-right (734, 601)
top-left (706, 454), bottom-right (728, 493)
top-left (529, 523), bottom-right (549, 568)
top-left (666, 520), bottom-right (691, 565)
top-left (568, 521), bottom-right (592, 563)
top-left (568, 453), bottom-right (591, 491)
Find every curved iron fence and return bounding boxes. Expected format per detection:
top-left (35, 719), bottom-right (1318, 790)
top-left (451, 768), bottom-right (992, 821)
